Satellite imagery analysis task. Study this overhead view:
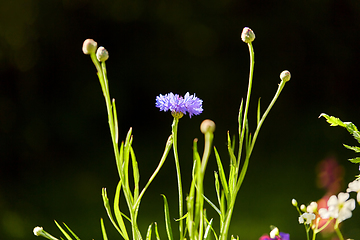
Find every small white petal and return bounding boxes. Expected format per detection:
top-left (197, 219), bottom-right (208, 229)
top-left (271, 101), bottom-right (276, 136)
top-left (338, 192), bottom-right (350, 202)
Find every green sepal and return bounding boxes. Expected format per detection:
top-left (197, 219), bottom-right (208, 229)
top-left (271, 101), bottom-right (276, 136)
top-left (161, 194), bottom-right (174, 240)
top-left (54, 220), bottom-right (73, 240)
top-left (100, 218), bottom-right (108, 240)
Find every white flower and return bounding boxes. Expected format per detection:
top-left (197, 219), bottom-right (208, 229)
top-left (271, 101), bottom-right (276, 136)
top-left (306, 202), bottom-right (318, 213)
top-left (299, 212), bottom-right (316, 224)
top-left (347, 179), bottom-right (360, 203)
top-left (318, 192), bottom-right (356, 223)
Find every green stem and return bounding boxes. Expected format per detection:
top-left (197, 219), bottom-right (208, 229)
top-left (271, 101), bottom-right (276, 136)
top-left (334, 223), bottom-right (344, 240)
top-left (236, 79), bottom-right (287, 192)
top-left (237, 42), bottom-right (255, 171)
top-left (197, 130), bottom-right (214, 240)
top-left (172, 117), bottom-right (184, 240)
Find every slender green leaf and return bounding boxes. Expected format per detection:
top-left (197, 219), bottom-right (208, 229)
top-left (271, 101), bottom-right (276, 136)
top-left (62, 222), bottom-right (80, 240)
top-left (101, 188), bottom-right (126, 238)
top-left (54, 221), bottom-right (73, 240)
top-left (257, 98), bottom-right (261, 126)
top-left (213, 147), bottom-right (229, 200)
top-left (130, 146), bottom-right (140, 200)
top-left (214, 171), bottom-right (221, 206)
top-left (154, 222), bottom-right (161, 240)
top-left (202, 193), bottom-right (221, 216)
top-left (161, 194), bottom-right (174, 240)
top-left (220, 191), bottom-right (226, 223)
top-left (204, 218), bottom-right (213, 240)
top-left (112, 98), bottom-right (119, 144)
top-left (146, 223), bottom-right (153, 240)
top-left (100, 218), bottom-right (108, 240)
top-left (238, 99), bottom-right (244, 136)
top-left (113, 180), bottom-right (130, 240)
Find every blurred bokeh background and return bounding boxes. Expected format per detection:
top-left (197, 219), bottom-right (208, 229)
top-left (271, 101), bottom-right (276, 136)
top-left (1, 0), bottom-right (360, 239)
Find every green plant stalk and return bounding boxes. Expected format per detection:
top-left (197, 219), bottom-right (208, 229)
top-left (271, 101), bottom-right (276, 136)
top-left (236, 42), bottom-right (255, 172)
top-left (197, 130), bottom-right (214, 240)
top-left (133, 135), bottom-right (173, 213)
top-left (218, 41), bottom-right (255, 240)
top-left (172, 117), bottom-right (184, 239)
top-left (90, 55), bottom-right (143, 240)
top-left (220, 43), bottom-right (288, 240)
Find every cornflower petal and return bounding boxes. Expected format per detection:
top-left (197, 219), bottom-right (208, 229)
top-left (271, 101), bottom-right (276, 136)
top-left (156, 92), bottom-right (203, 118)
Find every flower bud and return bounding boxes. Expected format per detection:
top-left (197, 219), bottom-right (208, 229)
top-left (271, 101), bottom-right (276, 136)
top-left (270, 227), bottom-right (279, 239)
top-left (96, 46), bottom-right (109, 62)
top-left (200, 119), bottom-right (216, 134)
top-left (241, 27), bottom-right (255, 43)
top-left (280, 70), bottom-right (291, 82)
top-left (33, 226), bottom-right (58, 240)
top-left (300, 204), bottom-right (306, 212)
top-left (33, 226), bottom-right (43, 236)
top-left (291, 199), bottom-right (298, 207)
top-left (82, 39), bottom-right (97, 55)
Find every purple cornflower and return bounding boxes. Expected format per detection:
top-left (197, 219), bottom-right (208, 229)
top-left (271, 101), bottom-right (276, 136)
top-left (155, 92), bottom-right (203, 118)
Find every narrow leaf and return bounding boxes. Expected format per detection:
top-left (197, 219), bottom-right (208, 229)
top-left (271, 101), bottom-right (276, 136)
top-left (101, 188), bottom-right (125, 238)
top-left (130, 146), bottom-right (140, 200)
top-left (145, 223), bottom-right (153, 240)
top-left (62, 222), bottom-right (80, 240)
top-left (257, 98), bottom-right (261, 126)
top-left (113, 180), bottom-right (130, 240)
top-left (214, 147), bottom-right (229, 200)
top-left (112, 98), bottom-right (119, 144)
top-left (54, 220), bottom-right (73, 240)
top-left (204, 218), bottom-right (213, 240)
top-left (154, 222), bottom-right (161, 240)
top-left (100, 218), bottom-right (108, 240)
top-left (161, 194), bottom-right (174, 240)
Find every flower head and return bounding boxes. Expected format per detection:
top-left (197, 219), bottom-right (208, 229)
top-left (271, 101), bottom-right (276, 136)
top-left (155, 92), bottom-right (203, 118)
top-left (318, 192), bottom-right (355, 223)
top-left (299, 212), bottom-right (316, 225)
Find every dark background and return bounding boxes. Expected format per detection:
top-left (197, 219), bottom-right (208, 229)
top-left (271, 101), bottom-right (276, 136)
top-left (1, 0), bottom-right (360, 239)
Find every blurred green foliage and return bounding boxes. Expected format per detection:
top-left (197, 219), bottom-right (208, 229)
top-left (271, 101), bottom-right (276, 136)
top-left (1, 0), bottom-right (360, 239)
